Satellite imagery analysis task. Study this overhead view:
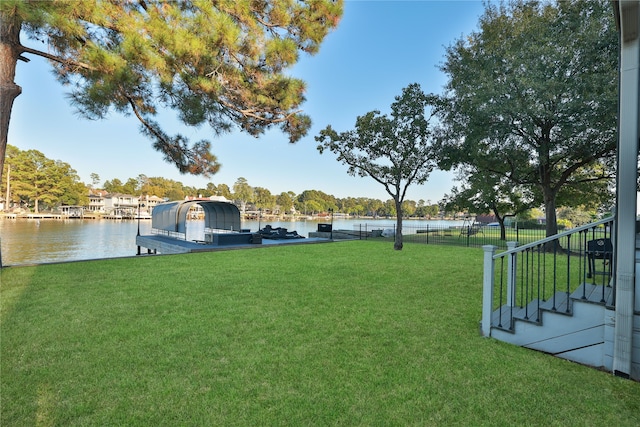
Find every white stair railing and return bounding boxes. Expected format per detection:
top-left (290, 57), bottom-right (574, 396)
top-left (481, 216), bottom-right (615, 337)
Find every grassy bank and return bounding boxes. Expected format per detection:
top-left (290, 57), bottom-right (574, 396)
top-left (1, 240), bottom-right (638, 426)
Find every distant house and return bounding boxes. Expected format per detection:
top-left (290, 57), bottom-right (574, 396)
top-left (87, 190), bottom-right (109, 213)
top-left (140, 195), bottom-right (164, 213)
top-left (103, 193), bottom-right (139, 216)
top-left (86, 191), bottom-right (163, 215)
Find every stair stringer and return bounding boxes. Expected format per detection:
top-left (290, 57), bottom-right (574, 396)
top-left (490, 299), bottom-right (607, 369)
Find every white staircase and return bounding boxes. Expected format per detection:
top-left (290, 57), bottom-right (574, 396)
top-left (490, 284), bottom-right (613, 369)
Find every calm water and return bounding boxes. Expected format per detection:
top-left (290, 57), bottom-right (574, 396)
top-left (0, 217), bottom-right (463, 266)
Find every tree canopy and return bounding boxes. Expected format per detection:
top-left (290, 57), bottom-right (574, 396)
top-left (316, 83), bottom-right (438, 250)
top-left (4, 145), bottom-right (87, 212)
top-left (442, 165), bottom-right (533, 240)
top-left (434, 0), bottom-right (618, 238)
top-left (0, 0), bottom-right (343, 182)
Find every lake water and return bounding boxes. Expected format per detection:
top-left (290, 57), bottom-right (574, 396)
top-left (0, 217), bottom-right (464, 266)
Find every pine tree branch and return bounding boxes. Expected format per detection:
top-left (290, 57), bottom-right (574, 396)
top-left (19, 45), bottom-right (97, 72)
top-left (125, 95), bottom-right (164, 143)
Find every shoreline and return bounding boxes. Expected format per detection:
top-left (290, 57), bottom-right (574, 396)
top-left (0, 212), bottom-right (458, 222)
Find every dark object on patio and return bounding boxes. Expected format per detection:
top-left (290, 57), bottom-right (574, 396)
top-left (318, 223), bottom-right (332, 232)
top-left (258, 225), bottom-right (305, 240)
top-left (586, 238), bottom-right (613, 279)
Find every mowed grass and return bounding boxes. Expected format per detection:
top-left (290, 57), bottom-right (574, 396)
top-left (1, 240), bottom-right (638, 426)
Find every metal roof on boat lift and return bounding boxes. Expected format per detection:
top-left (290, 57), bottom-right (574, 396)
top-left (151, 200), bottom-right (241, 234)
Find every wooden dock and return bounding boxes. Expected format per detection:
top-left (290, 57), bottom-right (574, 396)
top-left (0, 213), bottom-right (149, 220)
top-left (2, 213), bottom-right (73, 220)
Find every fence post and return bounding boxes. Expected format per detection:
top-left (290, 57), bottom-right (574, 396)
top-left (506, 241), bottom-right (518, 307)
top-left (481, 245), bottom-right (497, 337)
top-left (426, 224), bottom-right (429, 244)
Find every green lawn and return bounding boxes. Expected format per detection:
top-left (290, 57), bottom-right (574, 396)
top-left (1, 240), bottom-right (638, 426)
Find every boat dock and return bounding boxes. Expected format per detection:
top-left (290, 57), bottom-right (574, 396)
top-left (136, 233), bottom-right (330, 255)
top-left (2, 213), bottom-right (71, 220)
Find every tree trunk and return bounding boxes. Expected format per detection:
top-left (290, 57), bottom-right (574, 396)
top-left (394, 198), bottom-right (403, 250)
top-left (498, 217), bottom-right (507, 240)
top-left (542, 187), bottom-right (560, 252)
top-left (543, 188), bottom-right (559, 238)
top-left (0, 10), bottom-right (22, 184)
top-left (490, 207), bottom-right (507, 241)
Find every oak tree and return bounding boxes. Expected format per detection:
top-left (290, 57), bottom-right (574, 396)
top-left (434, 0), bottom-right (617, 238)
top-left (0, 0), bottom-right (343, 182)
top-left (442, 165), bottom-right (534, 240)
top-left (316, 83), bottom-right (437, 250)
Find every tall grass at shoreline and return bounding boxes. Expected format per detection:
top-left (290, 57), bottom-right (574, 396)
top-left (1, 241), bottom-right (638, 426)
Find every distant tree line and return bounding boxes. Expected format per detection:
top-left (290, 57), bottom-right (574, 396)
top-left (2, 144), bottom-right (604, 229)
top-left (1, 145), bottom-right (442, 218)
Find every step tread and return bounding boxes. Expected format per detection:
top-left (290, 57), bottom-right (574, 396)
top-left (570, 283), bottom-right (613, 305)
top-left (540, 291), bottom-right (572, 313)
top-left (491, 284), bottom-right (610, 332)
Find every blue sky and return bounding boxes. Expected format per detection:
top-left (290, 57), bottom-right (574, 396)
top-left (8, 0), bottom-right (487, 202)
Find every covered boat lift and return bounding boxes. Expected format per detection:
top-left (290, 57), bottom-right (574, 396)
top-left (136, 200), bottom-right (258, 254)
top-left (135, 200), bottom-right (324, 256)
top-left (151, 200), bottom-right (242, 235)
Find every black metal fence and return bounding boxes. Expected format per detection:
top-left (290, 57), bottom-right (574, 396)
top-left (348, 222), bottom-right (549, 250)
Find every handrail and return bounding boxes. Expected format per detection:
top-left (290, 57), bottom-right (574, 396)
top-left (493, 216), bottom-right (614, 258)
top-left (482, 216), bottom-right (615, 337)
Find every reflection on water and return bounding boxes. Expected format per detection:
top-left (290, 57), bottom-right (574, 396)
top-left (0, 217), bottom-right (463, 266)
top-left (1, 219), bottom-right (153, 266)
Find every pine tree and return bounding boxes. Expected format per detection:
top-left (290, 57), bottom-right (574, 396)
top-left (0, 0), bottom-right (343, 182)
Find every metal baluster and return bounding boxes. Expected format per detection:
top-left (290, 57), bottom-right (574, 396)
top-left (566, 233), bottom-right (571, 313)
top-left (519, 250), bottom-right (525, 308)
top-left (581, 229), bottom-right (588, 299)
top-left (542, 245), bottom-right (547, 302)
top-left (510, 253), bottom-right (515, 330)
top-left (552, 239), bottom-right (558, 311)
top-left (498, 257), bottom-right (504, 328)
top-left (536, 244), bottom-right (541, 321)
top-left (525, 248), bottom-right (530, 319)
